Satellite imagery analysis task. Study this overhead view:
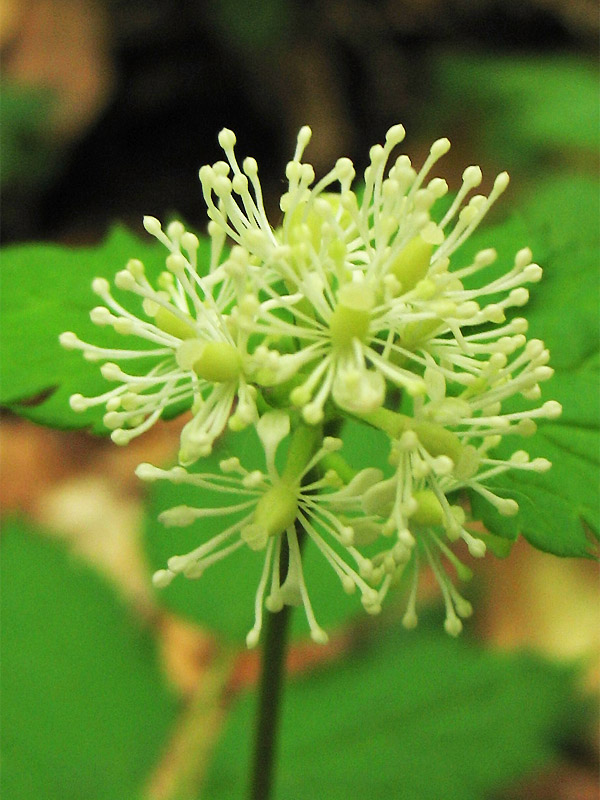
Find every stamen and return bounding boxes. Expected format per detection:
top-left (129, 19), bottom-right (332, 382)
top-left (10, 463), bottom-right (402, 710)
top-left (246, 538), bottom-right (276, 648)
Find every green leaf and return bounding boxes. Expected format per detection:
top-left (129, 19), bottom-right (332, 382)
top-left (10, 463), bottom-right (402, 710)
top-left (432, 52), bottom-right (599, 165)
top-left (475, 364), bottom-right (598, 559)
top-left (142, 419), bottom-right (389, 644)
top-left (463, 177), bottom-right (600, 557)
top-left (0, 225), bottom-right (210, 432)
top-left (204, 621), bottom-right (585, 800)
top-left (1, 518), bottom-right (177, 800)
top-left (519, 175), bottom-right (600, 262)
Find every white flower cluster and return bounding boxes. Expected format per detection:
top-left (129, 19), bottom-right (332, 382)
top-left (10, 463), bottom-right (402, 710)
top-left (61, 125), bottom-right (560, 644)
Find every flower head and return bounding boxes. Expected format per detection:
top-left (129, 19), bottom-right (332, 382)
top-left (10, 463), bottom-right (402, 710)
top-left (60, 122), bottom-right (560, 643)
top-left (199, 125), bottom-right (544, 423)
top-left (137, 412), bottom-right (384, 646)
top-left (356, 344), bottom-right (560, 634)
top-left (60, 218), bottom-right (260, 463)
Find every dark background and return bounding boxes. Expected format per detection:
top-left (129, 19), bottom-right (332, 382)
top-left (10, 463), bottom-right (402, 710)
top-left (1, 0), bottom-right (597, 244)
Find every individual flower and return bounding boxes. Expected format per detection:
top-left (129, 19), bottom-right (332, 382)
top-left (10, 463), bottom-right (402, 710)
top-left (357, 348), bottom-right (561, 634)
top-left (60, 218), bottom-right (262, 464)
top-left (198, 125), bottom-right (544, 423)
top-left (136, 411), bottom-right (384, 646)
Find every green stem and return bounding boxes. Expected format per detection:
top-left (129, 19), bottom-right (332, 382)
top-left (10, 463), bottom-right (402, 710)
top-left (248, 417), bottom-right (335, 800)
top-left (354, 408), bottom-right (464, 463)
top-left (248, 533), bottom-right (296, 800)
top-left (353, 406), bottom-right (411, 437)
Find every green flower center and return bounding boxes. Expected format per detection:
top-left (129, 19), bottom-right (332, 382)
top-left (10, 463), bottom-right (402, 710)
top-left (154, 306), bottom-right (197, 340)
top-left (176, 339), bottom-right (243, 382)
top-left (255, 481), bottom-right (299, 538)
top-left (329, 283), bottom-right (374, 350)
top-left (412, 420), bottom-right (464, 465)
top-left (411, 489), bottom-right (444, 526)
top-left (389, 235), bottom-right (432, 293)
top-left (286, 193), bottom-right (351, 256)
top-left (241, 481), bottom-right (299, 551)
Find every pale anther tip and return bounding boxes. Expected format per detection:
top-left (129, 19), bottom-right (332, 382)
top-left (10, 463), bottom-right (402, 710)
top-left (135, 463), bottom-right (157, 481)
top-left (544, 400), bottom-right (562, 419)
top-left (69, 393), bottom-right (87, 412)
top-left (91, 277), bottom-right (110, 294)
top-left (311, 628), bottom-right (329, 645)
top-left (143, 215), bottom-right (162, 234)
top-left (111, 428), bottom-right (132, 446)
top-left (59, 331), bottom-right (77, 347)
top-left (495, 171), bottom-right (510, 190)
top-left (218, 128), bottom-right (236, 149)
top-left (463, 165), bottom-right (483, 185)
top-left (298, 125), bottom-right (312, 145)
top-left (385, 123), bottom-right (405, 145)
top-left (431, 137), bottom-right (451, 157)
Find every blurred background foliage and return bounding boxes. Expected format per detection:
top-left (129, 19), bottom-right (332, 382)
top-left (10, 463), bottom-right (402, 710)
top-left (1, 0), bottom-right (597, 243)
top-left (1, 1), bottom-right (598, 799)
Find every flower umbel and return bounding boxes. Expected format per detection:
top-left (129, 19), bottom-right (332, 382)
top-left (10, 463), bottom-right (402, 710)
top-left (61, 122), bottom-right (561, 644)
top-left (137, 412), bottom-right (383, 646)
top-left (199, 125), bottom-right (543, 423)
top-left (60, 218), bottom-right (260, 463)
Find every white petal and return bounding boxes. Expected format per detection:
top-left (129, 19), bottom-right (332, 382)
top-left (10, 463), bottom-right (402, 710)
top-left (362, 477), bottom-right (395, 516)
top-left (351, 517), bottom-right (383, 546)
top-left (332, 467), bottom-right (384, 499)
top-left (256, 410), bottom-right (290, 473)
top-left (424, 362), bottom-right (446, 404)
top-left (332, 368), bottom-right (385, 413)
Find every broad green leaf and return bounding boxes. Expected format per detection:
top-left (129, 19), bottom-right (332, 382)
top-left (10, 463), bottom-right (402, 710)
top-left (1, 518), bottom-right (177, 800)
top-left (474, 349), bottom-right (598, 559)
top-left (0, 225), bottom-right (210, 432)
top-left (462, 177), bottom-right (599, 557)
top-left (519, 175), bottom-right (600, 261)
top-left (431, 52), bottom-right (599, 165)
top-left (204, 620), bottom-right (585, 800)
top-left (142, 419), bottom-right (389, 643)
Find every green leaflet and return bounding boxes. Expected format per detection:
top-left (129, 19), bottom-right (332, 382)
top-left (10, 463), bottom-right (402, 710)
top-left (0, 518), bottom-right (177, 800)
top-left (462, 177), bottom-right (599, 557)
top-left (204, 619), bottom-right (586, 800)
top-left (0, 225), bottom-right (210, 432)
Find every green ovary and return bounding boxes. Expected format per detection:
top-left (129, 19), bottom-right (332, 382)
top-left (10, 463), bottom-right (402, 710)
top-left (329, 283), bottom-right (374, 350)
top-left (284, 194), bottom-right (351, 292)
top-left (389, 235), bottom-right (433, 292)
top-left (400, 317), bottom-right (443, 350)
top-left (154, 306), bottom-right (197, 340)
top-left (330, 304), bottom-right (371, 349)
top-left (411, 490), bottom-right (444, 526)
top-left (287, 193), bottom-right (351, 254)
top-left (414, 420), bottom-right (463, 465)
top-left (192, 342), bottom-right (242, 383)
top-left (254, 482), bottom-right (299, 538)
top-left (178, 338), bottom-right (243, 382)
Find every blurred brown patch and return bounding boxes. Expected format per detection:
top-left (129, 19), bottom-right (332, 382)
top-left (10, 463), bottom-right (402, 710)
top-left (1, 0), bottom-right (114, 141)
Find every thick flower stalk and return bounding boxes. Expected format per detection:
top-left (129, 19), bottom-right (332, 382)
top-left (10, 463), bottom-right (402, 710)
top-left (136, 411), bottom-right (384, 646)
